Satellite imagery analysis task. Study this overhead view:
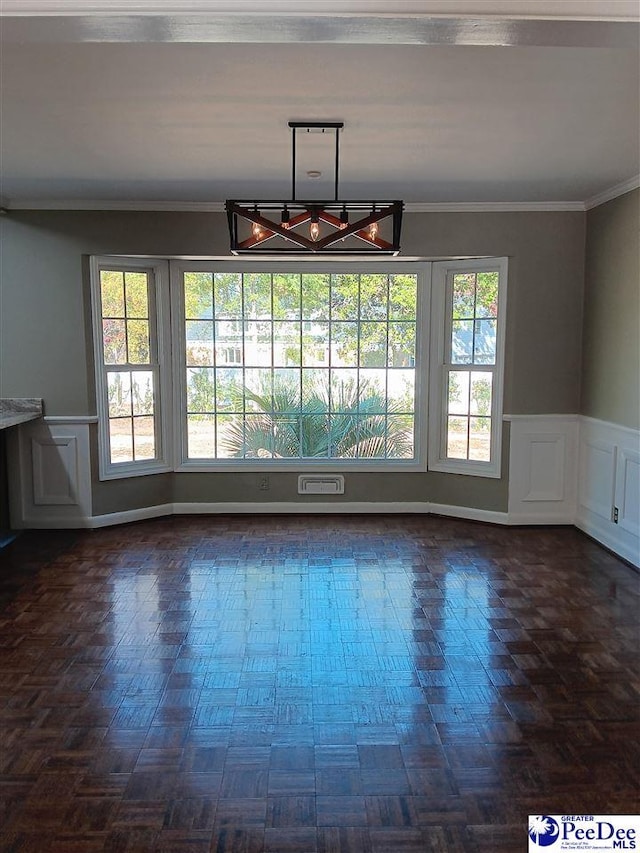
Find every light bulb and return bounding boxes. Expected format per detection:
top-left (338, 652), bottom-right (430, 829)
top-left (368, 221), bottom-right (379, 241)
top-left (281, 208), bottom-right (291, 230)
top-left (252, 221), bottom-right (264, 239)
top-left (339, 208), bottom-right (349, 230)
top-left (310, 220), bottom-right (320, 242)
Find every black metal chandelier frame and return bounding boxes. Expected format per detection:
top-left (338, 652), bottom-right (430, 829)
top-left (225, 122), bottom-right (403, 255)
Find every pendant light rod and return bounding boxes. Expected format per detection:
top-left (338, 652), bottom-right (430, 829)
top-left (288, 121), bottom-right (344, 203)
top-left (334, 124), bottom-right (340, 202)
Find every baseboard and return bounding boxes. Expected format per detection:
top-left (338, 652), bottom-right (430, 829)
top-left (429, 502), bottom-right (509, 526)
top-left (576, 509), bottom-right (640, 568)
top-left (89, 503), bottom-right (174, 528)
top-left (172, 501), bottom-right (432, 515)
top-left (70, 501), bottom-right (509, 529)
top-left (507, 512), bottom-right (576, 525)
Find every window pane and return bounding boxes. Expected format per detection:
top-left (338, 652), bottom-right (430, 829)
top-left (354, 416), bottom-right (387, 459)
top-left (302, 369), bottom-right (329, 412)
top-left (215, 320), bottom-right (242, 366)
top-left (302, 324), bottom-right (329, 366)
top-left (215, 414), bottom-right (238, 458)
top-left (108, 371), bottom-right (131, 417)
top-left (300, 415), bottom-right (329, 458)
top-left (186, 321), bottom-right (214, 366)
top-left (359, 372), bottom-right (387, 413)
top-left (359, 274), bottom-right (388, 320)
top-left (301, 274), bottom-right (330, 320)
top-left (244, 321), bottom-right (272, 366)
top-left (386, 414), bottom-right (414, 459)
top-left (448, 371), bottom-right (469, 415)
top-left (331, 274), bottom-right (359, 320)
top-left (452, 273), bottom-right (475, 319)
top-left (100, 271), bottom-right (125, 317)
top-left (329, 412), bottom-right (362, 458)
top-left (244, 272), bottom-right (272, 318)
top-left (451, 320), bottom-right (474, 364)
top-left (214, 273), bottom-right (242, 317)
top-left (273, 322), bottom-right (300, 367)
top-left (360, 322), bottom-right (387, 367)
top-left (187, 367), bottom-right (214, 413)
top-left (243, 413), bottom-right (276, 458)
top-left (469, 417), bottom-right (491, 461)
top-left (245, 368), bottom-right (272, 411)
top-left (474, 319), bottom-right (497, 365)
top-left (388, 370), bottom-right (414, 412)
top-left (184, 272), bottom-right (213, 319)
top-left (333, 322), bottom-right (358, 367)
top-left (331, 369), bottom-right (358, 410)
top-left (273, 413), bottom-right (300, 458)
top-left (125, 272), bottom-right (148, 318)
top-left (476, 272), bottom-right (499, 318)
top-left (216, 368), bottom-right (243, 412)
top-left (273, 273), bottom-right (300, 319)
top-left (389, 275), bottom-right (416, 320)
top-left (359, 369), bottom-right (387, 408)
top-left (109, 418), bottom-right (133, 463)
top-left (470, 372), bottom-right (493, 416)
top-left (274, 369), bottom-right (301, 410)
top-left (103, 319), bottom-right (126, 364)
top-left (133, 416), bottom-right (155, 460)
top-left (188, 414), bottom-right (216, 458)
top-left (132, 372), bottom-right (154, 416)
top-left (389, 322), bottom-right (415, 367)
top-left (127, 319), bottom-right (150, 364)
top-left (447, 416), bottom-right (469, 459)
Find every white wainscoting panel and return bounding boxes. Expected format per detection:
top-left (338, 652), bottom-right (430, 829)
top-left (577, 417), bottom-right (640, 567)
top-left (616, 447), bottom-right (640, 538)
top-left (506, 415), bottom-right (578, 524)
top-left (32, 435), bottom-right (79, 505)
top-left (7, 419), bottom-right (92, 528)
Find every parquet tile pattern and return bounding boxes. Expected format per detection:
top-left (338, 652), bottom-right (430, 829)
top-left (0, 515), bottom-right (638, 852)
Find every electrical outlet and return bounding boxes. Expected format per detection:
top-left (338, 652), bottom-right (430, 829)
top-left (259, 476), bottom-right (270, 491)
top-left (613, 506), bottom-right (619, 523)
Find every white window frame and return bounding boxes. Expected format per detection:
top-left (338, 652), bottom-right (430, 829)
top-left (170, 260), bottom-right (431, 473)
top-left (90, 256), bottom-right (173, 480)
top-left (428, 257), bottom-right (508, 478)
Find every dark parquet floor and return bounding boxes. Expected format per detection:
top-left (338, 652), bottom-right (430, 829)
top-left (0, 515), bottom-right (638, 852)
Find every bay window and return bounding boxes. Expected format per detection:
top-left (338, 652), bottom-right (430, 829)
top-left (90, 256), bottom-right (507, 479)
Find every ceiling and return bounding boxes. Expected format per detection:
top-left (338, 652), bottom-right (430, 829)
top-left (1, 1), bottom-right (638, 210)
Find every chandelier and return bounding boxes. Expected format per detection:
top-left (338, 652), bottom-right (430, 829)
top-left (225, 121), bottom-right (403, 255)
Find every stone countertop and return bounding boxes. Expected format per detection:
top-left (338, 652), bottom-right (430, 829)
top-left (0, 398), bottom-right (43, 429)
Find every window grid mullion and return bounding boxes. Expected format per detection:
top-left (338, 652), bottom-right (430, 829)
top-left (385, 274), bottom-right (390, 459)
top-left (298, 273), bottom-right (303, 459)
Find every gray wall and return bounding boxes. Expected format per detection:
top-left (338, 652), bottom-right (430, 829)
top-left (581, 189), bottom-right (640, 430)
top-left (0, 208), bottom-right (586, 515)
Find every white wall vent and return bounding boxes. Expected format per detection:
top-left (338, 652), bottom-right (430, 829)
top-left (298, 474), bottom-right (345, 495)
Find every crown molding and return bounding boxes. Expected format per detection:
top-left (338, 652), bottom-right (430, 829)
top-left (4, 180), bottom-right (637, 213)
top-left (3, 200), bottom-right (227, 212)
top-left (1, 1), bottom-right (638, 20)
top-left (4, 199), bottom-right (587, 213)
top-left (405, 201), bottom-right (586, 212)
top-left (584, 175), bottom-right (640, 210)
